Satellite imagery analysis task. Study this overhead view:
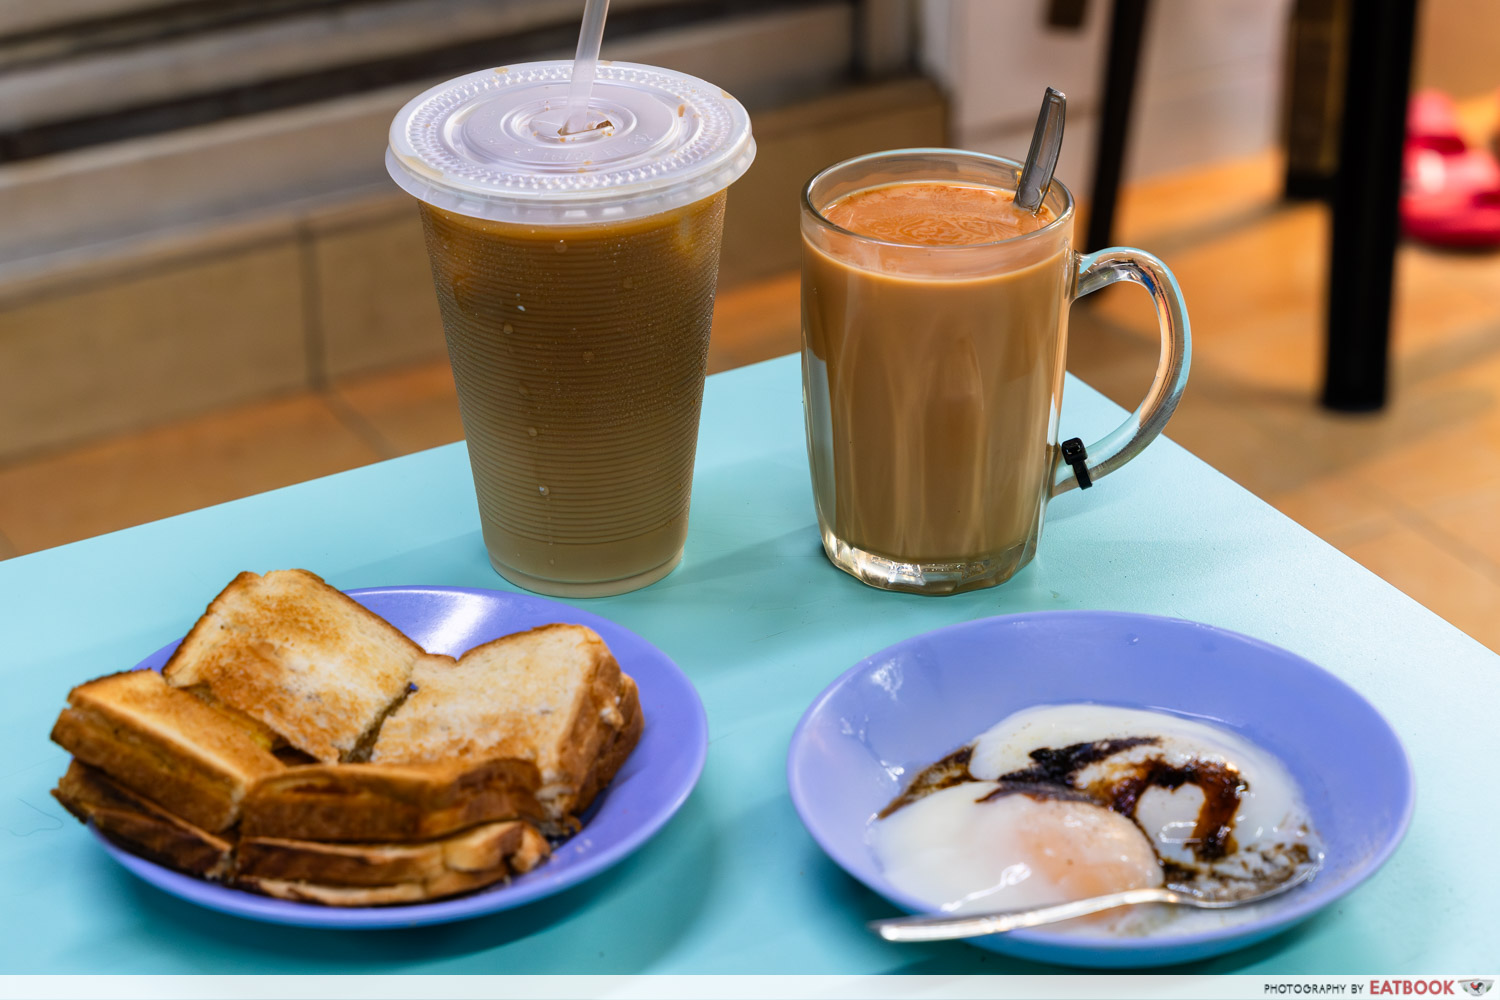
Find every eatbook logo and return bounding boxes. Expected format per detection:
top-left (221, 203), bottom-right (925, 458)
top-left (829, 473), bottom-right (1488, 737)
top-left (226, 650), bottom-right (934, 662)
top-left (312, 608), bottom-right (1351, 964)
top-left (1461, 982), bottom-right (1494, 997)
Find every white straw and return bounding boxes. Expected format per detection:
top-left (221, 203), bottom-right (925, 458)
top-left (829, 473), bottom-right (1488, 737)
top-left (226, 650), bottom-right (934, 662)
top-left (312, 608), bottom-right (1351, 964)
top-left (563, 0), bottom-right (610, 135)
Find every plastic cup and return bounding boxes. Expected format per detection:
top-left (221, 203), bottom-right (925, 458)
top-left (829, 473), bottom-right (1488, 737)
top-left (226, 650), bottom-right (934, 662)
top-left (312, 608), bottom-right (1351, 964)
top-left (386, 61), bottom-right (755, 596)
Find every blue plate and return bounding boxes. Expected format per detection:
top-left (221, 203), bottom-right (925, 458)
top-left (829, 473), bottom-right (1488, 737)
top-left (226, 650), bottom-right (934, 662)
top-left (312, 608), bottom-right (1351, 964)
top-left (786, 610), bottom-right (1414, 968)
top-left (97, 586), bottom-right (708, 929)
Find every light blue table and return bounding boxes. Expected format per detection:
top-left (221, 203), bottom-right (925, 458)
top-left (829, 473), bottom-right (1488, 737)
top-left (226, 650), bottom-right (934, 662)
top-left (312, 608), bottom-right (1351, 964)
top-left (1, 355), bottom-right (1493, 973)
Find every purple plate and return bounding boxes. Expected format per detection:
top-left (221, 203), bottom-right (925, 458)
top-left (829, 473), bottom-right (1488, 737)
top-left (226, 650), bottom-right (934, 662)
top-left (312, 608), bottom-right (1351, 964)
top-left (786, 611), bottom-right (1414, 968)
top-left (97, 586), bottom-right (708, 929)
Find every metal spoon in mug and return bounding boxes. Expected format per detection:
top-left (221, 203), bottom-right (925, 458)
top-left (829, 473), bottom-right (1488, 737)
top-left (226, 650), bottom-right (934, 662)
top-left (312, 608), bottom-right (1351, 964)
top-left (1013, 86), bottom-right (1066, 215)
top-left (867, 862), bottom-right (1320, 943)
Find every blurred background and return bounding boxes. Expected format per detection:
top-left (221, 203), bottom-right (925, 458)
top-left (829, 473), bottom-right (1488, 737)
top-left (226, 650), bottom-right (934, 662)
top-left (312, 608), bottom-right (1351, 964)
top-left (3, 0), bottom-right (1499, 647)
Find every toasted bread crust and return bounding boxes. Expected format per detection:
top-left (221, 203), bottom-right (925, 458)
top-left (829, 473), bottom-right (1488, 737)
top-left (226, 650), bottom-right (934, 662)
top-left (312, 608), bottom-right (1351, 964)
top-left (371, 624), bottom-right (625, 819)
top-left (548, 632), bottom-right (626, 816)
top-left (242, 757), bottom-right (544, 842)
top-left (237, 819), bottom-right (526, 885)
top-left (52, 761), bottom-right (234, 878)
top-left (237, 865), bottom-right (512, 906)
top-left (574, 675), bottom-right (643, 815)
top-left (162, 570), bottom-right (424, 763)
top-left (507, 822), bottom-right (551, 875)
top-left (51, 670), bottom-right (284, 832)
top-left (236, 820), bottom-right (550, 905)
top-left (53, 593), bottom-right (638, 906)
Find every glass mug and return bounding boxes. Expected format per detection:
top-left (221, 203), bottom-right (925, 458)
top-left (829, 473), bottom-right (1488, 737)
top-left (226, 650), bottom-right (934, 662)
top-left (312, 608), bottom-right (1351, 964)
top-left (800, 149), bottom-right (1190, 594)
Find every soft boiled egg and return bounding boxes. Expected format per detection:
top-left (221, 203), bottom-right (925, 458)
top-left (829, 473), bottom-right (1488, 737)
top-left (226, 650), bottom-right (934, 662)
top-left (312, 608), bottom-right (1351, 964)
top-left (868, 703), bottom-right (1320, 932)
top-left (967, 704), bottom-right (1312, 875)
top-left (872, 782), bottom-right (1163, 913)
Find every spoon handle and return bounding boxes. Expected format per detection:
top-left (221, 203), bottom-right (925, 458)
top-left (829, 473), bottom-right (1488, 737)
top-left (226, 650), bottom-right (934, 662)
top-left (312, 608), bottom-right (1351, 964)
top-left (868, 887), bottom-right (1179, 942)
top-left (1014, 87), bottom-right (1067, 214)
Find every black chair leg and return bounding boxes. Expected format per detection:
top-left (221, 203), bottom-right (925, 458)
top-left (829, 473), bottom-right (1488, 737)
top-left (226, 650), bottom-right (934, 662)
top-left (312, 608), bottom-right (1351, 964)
top-left (1087, 0), bottom-right (1150, 252)
top-left (1322, 0), bottom-right (1420, 412)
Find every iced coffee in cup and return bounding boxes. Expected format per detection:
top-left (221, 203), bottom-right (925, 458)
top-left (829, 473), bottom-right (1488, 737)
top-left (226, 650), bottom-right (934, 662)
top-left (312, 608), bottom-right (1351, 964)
top-left (386, 62), bottom-right (754, 596)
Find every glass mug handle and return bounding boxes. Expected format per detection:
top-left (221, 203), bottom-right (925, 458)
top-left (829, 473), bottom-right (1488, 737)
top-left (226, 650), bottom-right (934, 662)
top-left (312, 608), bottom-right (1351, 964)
top-left (1051, 248), bottom-right (1192, 496)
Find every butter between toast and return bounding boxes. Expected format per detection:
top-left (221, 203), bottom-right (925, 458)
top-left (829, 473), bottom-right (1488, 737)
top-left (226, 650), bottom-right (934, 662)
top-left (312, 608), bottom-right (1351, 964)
top-left (51, 670), bottom-right (284, 832)
top-left (237, 818), bottom-right (531, 885)
top-left (51, 760), bottom-right (235, 878)
top-left (237, 824), bottom-right (549, 906)
top-left (371, 624), bottom-right (626, 820)
top-left (52, 761), bottom-right (548, 890)
top-left (162, 570), bottom-right (425, 763)
top-left (242, 756), bottom-right (545, 842)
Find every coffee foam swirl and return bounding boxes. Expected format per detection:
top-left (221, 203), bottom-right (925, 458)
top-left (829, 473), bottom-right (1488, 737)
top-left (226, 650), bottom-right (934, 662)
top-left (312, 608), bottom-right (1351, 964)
top-left (822, 182), bottom-right (1054, 247)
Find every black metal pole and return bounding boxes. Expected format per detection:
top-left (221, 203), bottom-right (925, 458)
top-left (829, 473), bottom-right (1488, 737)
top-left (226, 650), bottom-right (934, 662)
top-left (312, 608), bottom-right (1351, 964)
top-left (1086, 0), bottom-right (1150, 252)
top-left (1321, 0), bottom-right (1420, 412)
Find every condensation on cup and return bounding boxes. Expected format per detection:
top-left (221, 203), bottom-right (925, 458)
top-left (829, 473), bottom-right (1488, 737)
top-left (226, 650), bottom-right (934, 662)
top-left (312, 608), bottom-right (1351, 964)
top-left (386, 62), bottom-right (755, 596)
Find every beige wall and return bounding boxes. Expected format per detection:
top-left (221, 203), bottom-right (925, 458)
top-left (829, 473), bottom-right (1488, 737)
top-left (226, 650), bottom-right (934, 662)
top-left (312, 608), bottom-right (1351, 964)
top-left (0, 78), bottom-right (946, 461)
top-left (919, 0), bottom-right (1293, 187)
top-left (1416, 0), bottom-right (1500, 99)
top-left (921, 0), bottom-right (1500, 184)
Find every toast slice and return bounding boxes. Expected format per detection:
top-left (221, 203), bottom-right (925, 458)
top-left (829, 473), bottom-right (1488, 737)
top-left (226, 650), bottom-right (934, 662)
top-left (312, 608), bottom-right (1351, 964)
top-left (241, 756), bottom-right (544, 842)
top-left (51, 760), bottom-right (235, 878)
top-left (237, 825), bottom-right (550, 907)
top-left (237, 818), bottom-right (530, 885)
top-left (51, 670), bottom-right (284, 832)
top-left (370, 624), bottom-right (626, 819)
top-left (239, 869), bottom-right (503, 907)
top-left (574, 674), bottom-right (642, 816)
top-left (162, 570), bottom-right (426, 763)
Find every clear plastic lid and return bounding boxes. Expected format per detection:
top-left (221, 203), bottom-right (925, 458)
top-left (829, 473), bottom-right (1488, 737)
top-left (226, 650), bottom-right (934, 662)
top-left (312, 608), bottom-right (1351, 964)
top-left (386, 60), bottom-right (756, 225)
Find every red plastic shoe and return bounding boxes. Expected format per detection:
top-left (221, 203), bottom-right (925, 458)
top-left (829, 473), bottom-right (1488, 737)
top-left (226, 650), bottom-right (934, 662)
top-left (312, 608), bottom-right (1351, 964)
top-left (1401, 90), bottom-right (1500, 248)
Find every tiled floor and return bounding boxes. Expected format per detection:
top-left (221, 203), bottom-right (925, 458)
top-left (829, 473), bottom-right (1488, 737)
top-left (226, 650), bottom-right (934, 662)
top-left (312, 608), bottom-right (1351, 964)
top-left (4, 150), bottom-right (1500, 651)
top-left (1073, 151), bottom-right (1500, 652)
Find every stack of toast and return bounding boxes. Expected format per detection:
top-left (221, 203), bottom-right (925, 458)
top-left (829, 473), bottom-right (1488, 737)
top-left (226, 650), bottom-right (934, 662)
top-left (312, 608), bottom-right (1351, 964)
top-left (49, 569), bottom-right (643, 906)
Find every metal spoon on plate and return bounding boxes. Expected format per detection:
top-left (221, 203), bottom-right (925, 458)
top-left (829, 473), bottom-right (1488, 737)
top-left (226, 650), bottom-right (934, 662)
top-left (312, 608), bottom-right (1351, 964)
top-left (868, 861), bottom-right (1320, 943)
